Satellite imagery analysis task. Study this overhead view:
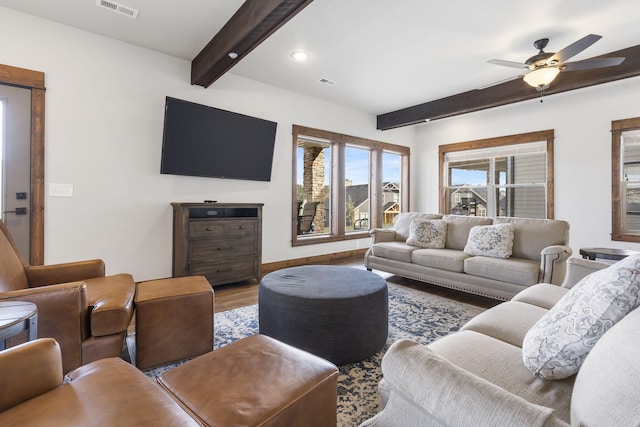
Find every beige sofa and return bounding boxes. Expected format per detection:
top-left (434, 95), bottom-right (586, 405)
top-left (365, 213), bottom-right (572, 300)
top-left (360, 257), bottom-right (640, 427)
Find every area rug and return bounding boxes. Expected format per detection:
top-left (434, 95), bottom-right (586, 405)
top-left (127, 282), bottom-right (484, 426)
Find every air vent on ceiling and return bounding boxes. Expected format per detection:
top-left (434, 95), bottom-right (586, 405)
top-left (318, 78), bottom-right (337, 86)
top-left (96, 0), bottom-right (139, 19)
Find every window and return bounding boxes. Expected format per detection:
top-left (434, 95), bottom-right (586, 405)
top-left (439, 130), bottom-right (554, 218)
top-left (292, 125), bottom-right (409, 246)
top-left (612, 117), bottom-right (640, 242)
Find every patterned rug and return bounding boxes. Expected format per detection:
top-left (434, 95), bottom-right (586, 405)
top-left (128, 282), bottom-right (484, 426)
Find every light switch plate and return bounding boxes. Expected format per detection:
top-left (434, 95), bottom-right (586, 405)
top-left (49, 183), bottom-right (74, 198)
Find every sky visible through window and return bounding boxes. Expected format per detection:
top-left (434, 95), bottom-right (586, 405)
top-left (451, 169), bottom-right (487, 186)
top-left (297, 148), bottom-right (400, 184)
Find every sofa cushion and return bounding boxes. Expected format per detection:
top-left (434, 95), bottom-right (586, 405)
top-left (464, 223), bottom-right (514, 259)
top-left (464, 256), bottom-right (540, 286)
top-left (494, 217), bottom-right (569, 261)
top-left (0, 357), bottom-right (201, 426)
top-left (571, 306), bottom-right (640, 427)
top-left (411, 248), bottom-right (469, 273)
top-left (461, 301), bottom-right (548, 348)
top-left (442, 215), bottom-right (493, 250)
top-left (522, 254), bottom-right (640, 380)
top-left (370, 241), bottom-right (417, 263)
top-left (394, 213), bottom-right (442, 241)
top-left (512, 283), bottom-right (568, 310)
top-left (406, 219), bottom-right (447, 249)
top-left (428, 330), bottom-right (574, 424)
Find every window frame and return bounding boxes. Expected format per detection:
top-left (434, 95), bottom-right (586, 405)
top-left (438, 130), bottom-right (555, 218)
top-left (292, 125), bottom-right (410, 246)
top-left (611, 117), bottom-right (640, 242)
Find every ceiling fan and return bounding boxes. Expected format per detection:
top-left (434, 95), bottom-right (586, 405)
top-left (488, 34), bottom-right (625, 91)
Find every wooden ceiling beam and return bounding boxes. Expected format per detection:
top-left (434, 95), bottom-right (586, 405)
top-left (192, 0), bottom-right (313, 88)
top-left (377, 43), bottom-right (640, 130)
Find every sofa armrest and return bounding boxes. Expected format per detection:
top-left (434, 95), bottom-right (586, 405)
top-left (369, 339), bottom-right (566, 427)
top-left (539, 245), bottom-right (573, 285)
top-left (0, 338), bottom-right (63, 412)
top-left (0, 282), bottom-right (89, 373)
top-left (560, 257), bottom-right (609, 288)
top-left (369, 228), bottom-right (397, 243)
top-left (25, 259), bottom-right (105, 287)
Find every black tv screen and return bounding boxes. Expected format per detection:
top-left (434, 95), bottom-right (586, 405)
top-left (160, 97), bottom-right (277, 181)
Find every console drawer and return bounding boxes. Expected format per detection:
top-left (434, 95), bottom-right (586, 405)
top-left (189, 258), bottom-right (258, 286)
top-left (189, 237), bottom-right (257, 262)
top-left (189, 219), bottom-right (257, 239)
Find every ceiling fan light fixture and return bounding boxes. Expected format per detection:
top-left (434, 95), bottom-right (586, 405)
top-left (523, 67), bottom-right (560, 90)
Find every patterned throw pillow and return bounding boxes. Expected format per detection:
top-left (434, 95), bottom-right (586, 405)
top-left (463, 223), bottom-right (514, 259)
top-left (522, 254), bottom-right (640, 379)
top-left (406, 219), bottom-right (447, 248)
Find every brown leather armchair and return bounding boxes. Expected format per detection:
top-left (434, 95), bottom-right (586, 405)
top-left (0, 220), bottom-right (135, 373)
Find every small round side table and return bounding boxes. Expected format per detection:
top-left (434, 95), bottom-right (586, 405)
top-left (0, 301), bottom-right (38, 351)
top-left (579, 248), bottom-right (640, 261)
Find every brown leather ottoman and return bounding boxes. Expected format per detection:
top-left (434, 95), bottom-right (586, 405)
top-left (134, 276), bottom-right (214, 370)
top-left (158, 334), bottom-right (339, 427)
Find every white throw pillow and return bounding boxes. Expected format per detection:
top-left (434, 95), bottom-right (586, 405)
top-left (522, 254), bottom-right (640, 379)
top-left (463, 223), bottom-right (514, 259)
top-left (406, 219), bottom-right (447, 248)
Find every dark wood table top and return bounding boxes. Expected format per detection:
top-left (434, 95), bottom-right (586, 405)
top-left (579, 247), bottom-right (640, 261)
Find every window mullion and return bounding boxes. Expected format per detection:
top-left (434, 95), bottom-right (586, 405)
top-left (370, 149), bottom-right (382, 228)
top-left (488, 158), bottom-right (496, 217)
top-left (333, 142), bottom-right (346, 236)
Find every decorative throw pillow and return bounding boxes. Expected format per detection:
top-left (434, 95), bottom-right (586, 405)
top-left (522, 254), bottom-right (640, 379)
top-left (406, 219), bottom-right (447, 248)
top-left (463, 223), bottom-right (514, 259)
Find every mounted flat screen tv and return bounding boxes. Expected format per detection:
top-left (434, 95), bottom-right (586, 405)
top-left (160, 97), bottom-right (277, 181)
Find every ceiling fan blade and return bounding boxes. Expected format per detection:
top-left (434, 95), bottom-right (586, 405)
top-left (488, 59), bottom-right (528, 69)
top-left (476, 74), bottom-right (523, 90)
top-left (548, 34), bottom-right (602, 65)
top-left (562, 57), bottom-right (625, 71)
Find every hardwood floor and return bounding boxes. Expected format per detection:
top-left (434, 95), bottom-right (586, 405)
top-left (213, 257), bottom-right (500, 313)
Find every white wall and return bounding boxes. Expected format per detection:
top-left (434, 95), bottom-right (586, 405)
top-left (0, 8), bottom-right (415, 281)
top-left (414, 76), bottom-right (640, 254)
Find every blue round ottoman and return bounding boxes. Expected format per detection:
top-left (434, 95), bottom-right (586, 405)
top-left (258, 265), bottom-right (388, 365)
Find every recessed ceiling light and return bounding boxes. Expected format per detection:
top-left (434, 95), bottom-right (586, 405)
top-left (290, 51), bottom-right (310, 62)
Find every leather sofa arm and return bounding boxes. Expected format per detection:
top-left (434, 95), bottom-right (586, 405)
top-left (539, 245), bottom-right (573, 285)
top-left (560, 257), bottom-right (609, 289)
top-left (0, 338), bottom-right (63, 412)
top-left (84, 274), bottom-right (135, 337)
top-left (367, 339), bottom-right (567, 427)
top-left (0, 282), bottom-right (89, 373)
top-left (369, 228), bottom-right (397, 243)
top-left (25, 259), bottom-right (105, 287)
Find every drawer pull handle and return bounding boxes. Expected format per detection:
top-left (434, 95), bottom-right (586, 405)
top-left (217, 268), bottom-right (233, 273)
top-left (238, 226), bottom-right (244, 229)
top-left (206, 227), bottom-right (214, 231)
top-left (217, 247), bottom-right (232, 251)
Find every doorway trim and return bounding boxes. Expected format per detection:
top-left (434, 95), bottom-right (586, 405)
top-left (0, 64), bottom-right (45, 265)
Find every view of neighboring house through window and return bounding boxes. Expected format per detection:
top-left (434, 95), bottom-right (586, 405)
top-left (345, 145), bottom-right (370, 233)
top-left (293, 125), bottom-right (409, 246)
top-left (612, 117), bottom-right (640, 242)
top-left (381, 152), bottom-right (402, 228)
top-left (440, 130), bottom-right (554, 219)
